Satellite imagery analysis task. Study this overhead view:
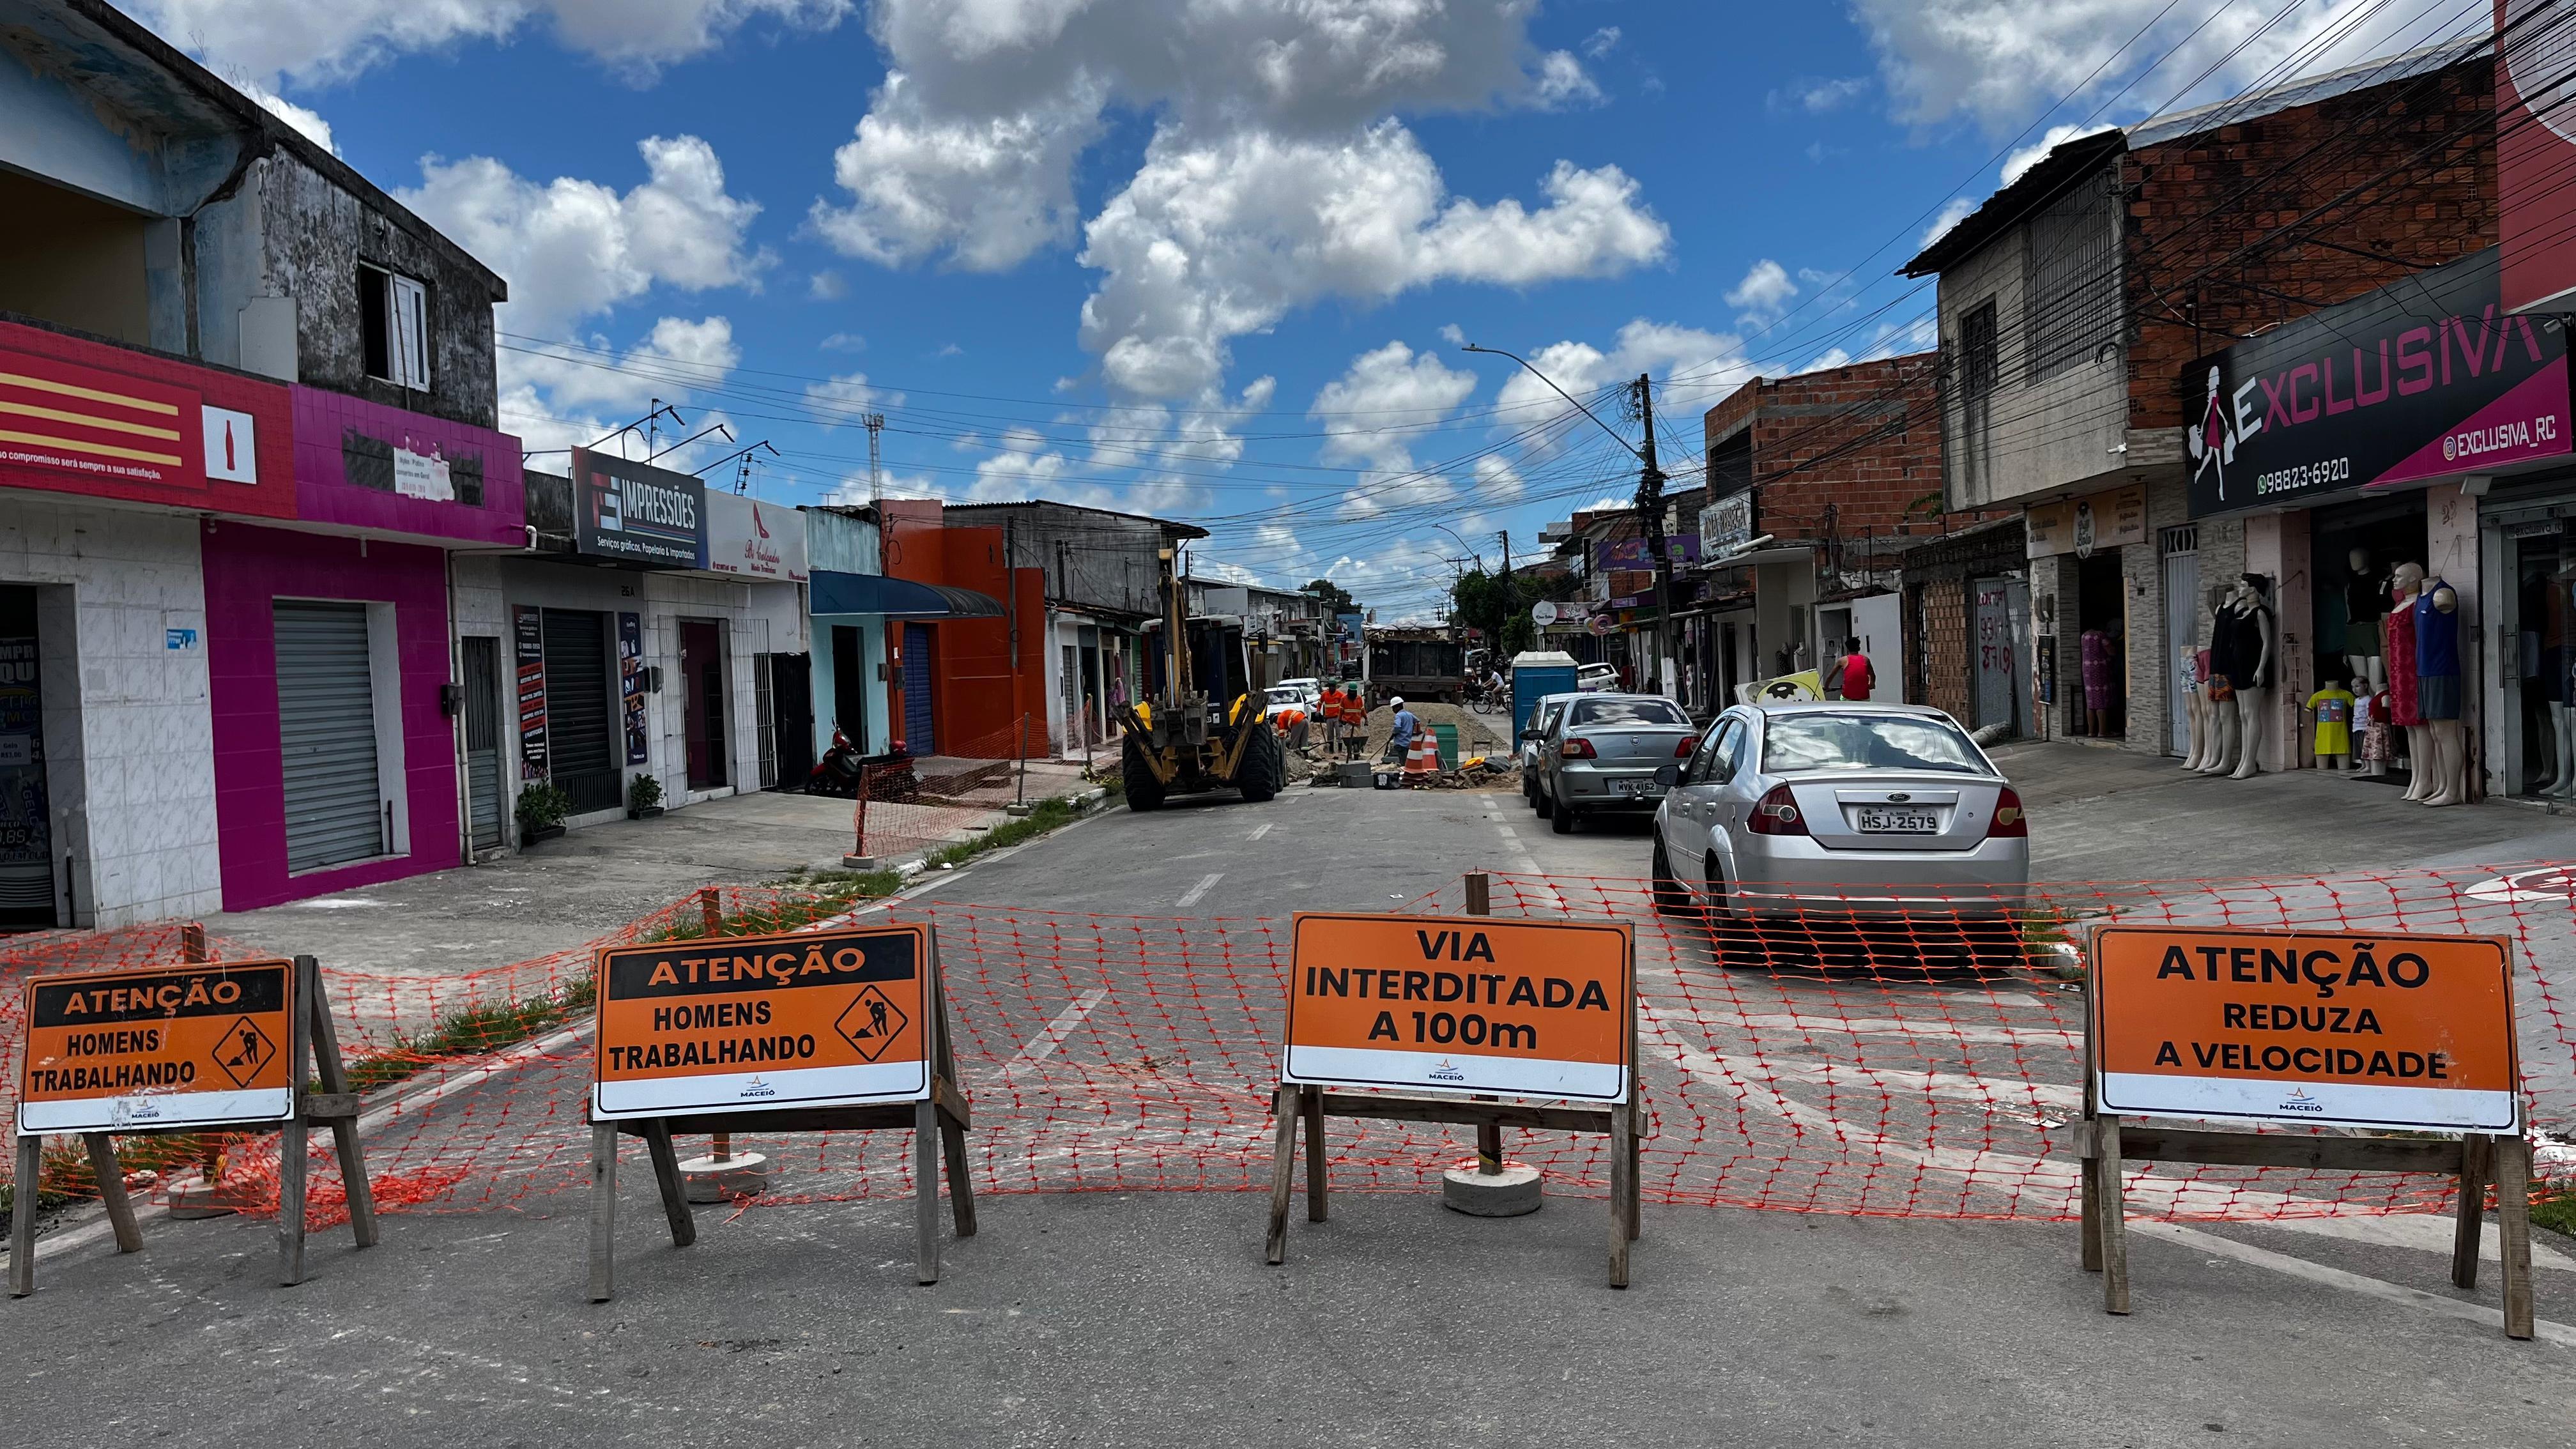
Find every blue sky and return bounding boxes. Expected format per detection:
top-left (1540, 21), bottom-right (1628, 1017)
top-left (134, 0), bottom-right (2472, 618)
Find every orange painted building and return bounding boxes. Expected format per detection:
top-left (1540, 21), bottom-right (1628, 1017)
top-left (878, 500), bottom-right (1049, 758)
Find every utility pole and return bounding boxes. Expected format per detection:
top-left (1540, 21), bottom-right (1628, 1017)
top-left (1632, 373), bottom-right (1673, 698)
top-left (862, 412), bottom-right (886, 505)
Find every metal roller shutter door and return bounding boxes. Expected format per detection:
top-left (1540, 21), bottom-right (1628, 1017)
top-left (542, 609), bottom-right (622, 814)
top-left (275, 602), bottom-right (385, 872)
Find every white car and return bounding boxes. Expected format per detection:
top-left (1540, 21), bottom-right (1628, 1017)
top-left (1264, 687), bottom-right (1310, 721)
top-left (1273, 677), bottom-right (1324, 712)
top-left (1576, 661), bottom-right (1619, 693)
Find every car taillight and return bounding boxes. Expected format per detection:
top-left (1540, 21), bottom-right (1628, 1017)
top-left (1675, 736), bottom-right (1696, 758)
top-left (1560, 737), bottom-right (1597, 759)
top-left (1748, 784), bottom-right (1807, 836)
top-left (1988, 786), bottom-right (2028, 838)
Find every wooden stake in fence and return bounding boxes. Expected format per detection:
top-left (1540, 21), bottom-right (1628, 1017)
top-left (12, 953), bottom-right (377, 1298)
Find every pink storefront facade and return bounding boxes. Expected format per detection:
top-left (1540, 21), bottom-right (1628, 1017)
top-left (201, 387), bottom-right (525, 911)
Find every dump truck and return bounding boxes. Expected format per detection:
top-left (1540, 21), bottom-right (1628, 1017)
top-left (1116, 549), bottom-right (1285, 811)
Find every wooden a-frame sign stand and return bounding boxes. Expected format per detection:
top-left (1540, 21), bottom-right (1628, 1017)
top-left (10, 944), bottom-right (378, 1297)
top-left (586, 944), bottom-right (976, 1301)
top-left (2078, 926), bottom-right (2534, 1340)
top-left (1264, 875), bottom-right (1644, 1287)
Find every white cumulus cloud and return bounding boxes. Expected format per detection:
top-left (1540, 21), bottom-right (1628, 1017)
top-left (402, 134), bottom-right (767, 338)
top-left (1725, 259), bottom-right (1798, 319)
top-left (133, 0), bottom-right (850, 87)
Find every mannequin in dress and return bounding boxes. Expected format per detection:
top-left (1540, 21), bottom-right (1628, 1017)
top-left (2412, 566), bottom-right (2467, 807)
top-left (2343, 548), bottom-right (2388, 695)
top-left (2387, 564), bottom-right (2428, 801)
top-left (2196, 583), bottom-right (2241, 775)
top-left (2225, 575), bottom-right (2275, 781)
top-left (2179, 636), bottom-right (2211, 770)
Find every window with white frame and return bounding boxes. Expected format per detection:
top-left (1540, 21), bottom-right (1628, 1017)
top-left (358, 264), bottom-right (431, 390)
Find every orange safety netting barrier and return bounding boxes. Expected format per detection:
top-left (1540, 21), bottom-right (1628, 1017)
top-left (851, 716), bottom-right (1052, 864)
top-left (3, 866), bottom-right (2570, 1227)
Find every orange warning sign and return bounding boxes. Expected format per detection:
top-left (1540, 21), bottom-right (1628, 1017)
top-left (17, 959), bottom-right (296, 1134)
top-left (591, 923), bottom-right (932, 1119)
top-left (2091, 926), bottom-right (2519, 1132)
top-left (1283, 912), bottom-right (1632, 1101)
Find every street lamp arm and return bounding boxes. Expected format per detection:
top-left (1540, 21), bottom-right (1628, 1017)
top-left (1460, 343), bottom-right (1645, 464)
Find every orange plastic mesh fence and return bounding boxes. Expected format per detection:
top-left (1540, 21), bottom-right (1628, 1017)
top-left (3, 866), bottom-right (2569, 1224)
top-left (852, 716), bottom-right (1045, 862)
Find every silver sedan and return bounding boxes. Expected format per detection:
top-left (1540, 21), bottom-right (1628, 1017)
top-left (1533, 693), bottom-right (1699, 833)
top-left (1649, 702), bottom-right (2028, 921)
top-left (1516, 691), bottom-right (1583, 811)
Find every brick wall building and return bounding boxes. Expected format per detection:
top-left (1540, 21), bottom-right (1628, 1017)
top-left (1699, 352), bottom-right (2009, 703)
top-left (1906, 37), bottom-right (2496, 758)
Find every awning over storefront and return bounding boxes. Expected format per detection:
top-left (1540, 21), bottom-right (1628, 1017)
top-left (810, 569), bottom-right (1006, 618)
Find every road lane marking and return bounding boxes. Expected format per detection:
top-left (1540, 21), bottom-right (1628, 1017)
top-left (2135, 1220), bottom-right (2576, 1347)
top-left (1248, 822), bottom-right (1274, 841)
top-left (1000, 988), bottom-right (1110, 1078)
top-left (1176, 872), bottom-right (1223, 909)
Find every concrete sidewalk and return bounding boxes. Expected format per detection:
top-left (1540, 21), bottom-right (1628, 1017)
top-left (204, 769), bottom-right (1088, 1004)
top-left (1995, 740), bottom-right (2576, 880)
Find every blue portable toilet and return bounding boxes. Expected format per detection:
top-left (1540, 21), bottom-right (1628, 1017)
top-left (1510, 650), bottom-right (1579, 739)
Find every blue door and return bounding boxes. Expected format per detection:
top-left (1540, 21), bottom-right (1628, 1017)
top-left (902, 622), bottom-right (936, 755)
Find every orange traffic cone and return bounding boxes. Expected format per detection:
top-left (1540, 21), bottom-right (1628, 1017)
top-left (1404, 729), bottom-right (1441, 778)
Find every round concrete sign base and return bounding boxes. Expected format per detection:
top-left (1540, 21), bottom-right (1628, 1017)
top-left (1441, 1160), bottom-right (1542, 1217)
top-left (165, 1173), bottom-right (258, 1220)
top-left (679, 1152), bottom-right (774, 1203)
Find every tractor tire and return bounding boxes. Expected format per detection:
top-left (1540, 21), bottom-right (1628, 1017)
top-left (1122, 735), bottom-right (1167, 812)
top-left (1235, 726), bottom-right (1283, 803)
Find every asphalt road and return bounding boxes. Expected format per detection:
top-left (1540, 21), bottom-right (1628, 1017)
top-left (6, 779), bottom-right (2574, 1446)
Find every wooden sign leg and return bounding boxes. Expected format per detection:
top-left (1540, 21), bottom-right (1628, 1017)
top-left (587, 1122), bottom-right (618, 1303)
top-left (2093, 1114), bottom-right (2129, 1315)
top-left (913, 1099), bottom-right (941, 1285)
top-left (10, 1134), bottom-right (39, 1298)
top-left (2079, 1110), bottom-right (2103, 1273)
top-left (300, 958), bottom-right (378, 1250)
top-left (2496, 1133), bottom-right (2535, 1342)
top-left (277, 1110), bottom-right (309, 1287)
top-left (80, 1137), bottom-right (141, 1255)
top-left (1623, 1084), bottom-right (1643, 1244)
top-left (276, 963), bottom-right (314, 1288)
top-left (1607, 1101), bottom-right (1634, 1289)
top-left (1301, 1086), bottom-right (1328, 1224)
top-left (939, 1102), bottom-right (977, 1239)
top-left (640, 1121), bottom-right (695, 1249)
top-left (1264, 1085), bottom-right (1300, 1265)
top-left (2451, 1133), bottom-right (2492, 1291)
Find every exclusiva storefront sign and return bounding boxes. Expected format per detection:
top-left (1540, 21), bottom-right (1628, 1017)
top-left (2184, 247), bottom-right (2570, 519)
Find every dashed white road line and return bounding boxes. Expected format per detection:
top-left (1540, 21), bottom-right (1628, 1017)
top-left (1176, 872), bottom-right (1223, 910)
top-left (998, 988), bottom-right (1112, 1078)
top-left (1248, 822), bottom-right (1274, 841)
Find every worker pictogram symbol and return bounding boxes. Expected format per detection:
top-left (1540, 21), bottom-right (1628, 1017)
top-left (835, 985), bottom-right (908, 1062)
top-left (212, 1015), bottom-right (277, 1089)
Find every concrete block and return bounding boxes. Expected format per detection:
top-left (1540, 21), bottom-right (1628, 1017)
top-left (1441, 1161), bottom-right (1542, 1216)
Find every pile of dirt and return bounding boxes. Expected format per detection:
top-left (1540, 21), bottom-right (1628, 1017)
top-left (1352, 701), bottom-right (1515, 761)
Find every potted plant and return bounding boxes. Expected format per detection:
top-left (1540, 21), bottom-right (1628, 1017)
top-left (516, 781), bottom-right (571, 845)
top-left (627, 773), bottom-right (665, 820)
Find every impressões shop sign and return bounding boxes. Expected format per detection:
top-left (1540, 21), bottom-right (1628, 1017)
top-left (2183, 247), bottom-right (2570, 519)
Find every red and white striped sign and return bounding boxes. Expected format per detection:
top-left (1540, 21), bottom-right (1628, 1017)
top-left (0, 346), bottom-right (216, 491)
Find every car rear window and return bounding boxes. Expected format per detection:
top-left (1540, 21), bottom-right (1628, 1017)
top-left (1761, 714), bottom-right (1986, 774)
top-left (1571, 698), bottom-right (1690, 727)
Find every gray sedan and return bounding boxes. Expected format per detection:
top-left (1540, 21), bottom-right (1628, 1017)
top-left (1517, 692), bottom-right (1582, 810)
top-left (1649, 702), bottom-right (2028, 921)
top-left (1532, 693), bottom-right (1698, 834)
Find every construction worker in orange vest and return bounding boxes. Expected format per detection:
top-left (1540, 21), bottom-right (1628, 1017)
top-left (1319, 682), bottom-right (1346, 755)
top-left (1340, 681), bottom-right (1368, 758)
